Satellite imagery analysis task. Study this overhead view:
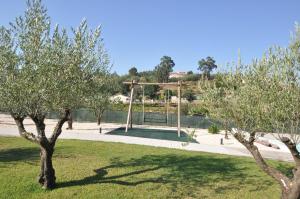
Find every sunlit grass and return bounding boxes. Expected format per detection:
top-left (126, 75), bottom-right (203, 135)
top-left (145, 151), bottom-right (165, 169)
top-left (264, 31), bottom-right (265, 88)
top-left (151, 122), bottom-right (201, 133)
top-left (0, 136), bottom-right (293, 199)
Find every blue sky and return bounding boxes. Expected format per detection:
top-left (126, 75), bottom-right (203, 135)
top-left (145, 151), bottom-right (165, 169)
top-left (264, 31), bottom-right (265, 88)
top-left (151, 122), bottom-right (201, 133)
top-left (0, 0), bottom-right (300, 74)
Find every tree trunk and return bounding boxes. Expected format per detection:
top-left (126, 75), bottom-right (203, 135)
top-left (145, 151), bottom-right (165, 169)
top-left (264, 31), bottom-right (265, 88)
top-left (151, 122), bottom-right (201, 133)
top-left (38, 147), bottom-right (45, 185)
top-left (225, 130), bottom-right (229, 139)
top-left (282, 186), bottom-right (300, 199)
top-left (66, 111), bottom-right (73, 130)
top-left (12, 110), bottom-right (70, 190)
top-left (234, 132), bottom-right (293, 199)
top-left (284, 168), bottom-right (300, 199)
top-left (287, 187), bottom-right (300, 199)
top-left (249, 146), bottom-right (300, 199)
top-left (247, 145), bottom-right (291, 198)
top-left (97, 114), bottom-right (101, 126)
top-left (224, 122), bottom-right (229, 139)
top-left (38, 146), bottom-right (56, 189)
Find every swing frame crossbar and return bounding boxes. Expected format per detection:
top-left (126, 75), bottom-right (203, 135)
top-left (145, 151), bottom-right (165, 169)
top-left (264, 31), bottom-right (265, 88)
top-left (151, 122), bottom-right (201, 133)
top-left (123, 80), bottom-right (183, 137)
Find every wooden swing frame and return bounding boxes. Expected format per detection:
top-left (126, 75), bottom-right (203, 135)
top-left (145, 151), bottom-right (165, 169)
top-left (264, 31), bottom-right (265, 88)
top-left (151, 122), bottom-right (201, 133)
top-left (123, 80), bottom-right (183, 137)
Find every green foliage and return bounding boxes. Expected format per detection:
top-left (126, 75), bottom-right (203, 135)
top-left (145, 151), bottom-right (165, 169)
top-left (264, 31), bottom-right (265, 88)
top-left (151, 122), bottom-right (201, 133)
top-left (182, 73), bottom-right (201, 81)
top-left (208, 124), bottom-right (220, 134)
top-left (154, 56), bottom-right (175, 83)
top-left (290, 23), bottom-right (300, 63)
top-left (83, 32), bottom-right (114, 121)
top-left (183, 89), bottom-right (196, 102)
top-left (138, 70), bottom-right (156, 79)
top-left (198, 56), bottom-right (217, 78)
top-left (117, 75), bottom-right (131, 95)
top-left (201, 25), bottom-right (300, 143)
top-left (144, 84), bottom-right (159, 99)
top-left (182, 104), bottom-right (189, 115)
top-left (0, 0), bottom-right (111, 118)
top-left (168, 77), bottom-right (179, 82)
top-left (188, 105), bottom-right (209, 116)
top-left (169, 74), bottom-right (200, 82)
top-left (85, 72), bottom-right (117, 121)
top-left (128, 66), bottom-right (138, 77)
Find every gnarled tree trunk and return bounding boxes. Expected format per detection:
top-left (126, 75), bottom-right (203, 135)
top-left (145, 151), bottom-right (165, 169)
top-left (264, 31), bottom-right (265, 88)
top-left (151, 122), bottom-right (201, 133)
top-left (12, 109), bottom-right (70, 189)
top-left (234, 131), bottom-right (300, 199)
top-left (281, 137), bottom-right (300, 199)
top-left (66, 110), bottom-right (73, 130)
top-left (285, 170), bottom-right (300, 199)
top-left (38, 145), bottom-right (55, 189)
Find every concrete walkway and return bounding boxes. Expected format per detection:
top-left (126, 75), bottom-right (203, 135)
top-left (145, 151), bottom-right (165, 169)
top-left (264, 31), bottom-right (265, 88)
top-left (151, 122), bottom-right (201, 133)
top-left (0, 114), bottom-right (293, 162)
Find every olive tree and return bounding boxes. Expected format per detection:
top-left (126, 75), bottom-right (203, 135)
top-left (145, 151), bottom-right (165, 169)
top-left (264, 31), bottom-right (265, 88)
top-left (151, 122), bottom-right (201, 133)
top-left (202, 26), bottom-right (300, 198)
top-left (0, 0), bottom-right (108, 189)
top-left (86, 66), bottom-right (119, 125)
top-left (203, 73), bottom-right (234, 139)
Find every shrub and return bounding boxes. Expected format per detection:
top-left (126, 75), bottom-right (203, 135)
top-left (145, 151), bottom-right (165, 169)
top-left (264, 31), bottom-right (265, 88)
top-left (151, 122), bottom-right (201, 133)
top-left (183, 89), bottom-right (196, 102)
top-left (189, 106), bottom-right (209, 116)
top-left (183, 74), bottom-right (201, 81)
top-left (208, 124), bottom-right (220, 134)
top-left (178, 104), bottom-right (189, 115)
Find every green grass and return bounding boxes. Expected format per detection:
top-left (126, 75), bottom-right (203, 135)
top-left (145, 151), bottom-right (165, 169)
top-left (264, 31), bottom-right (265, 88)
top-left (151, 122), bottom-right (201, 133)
top-left (0, 136), bottom-right (293, 199)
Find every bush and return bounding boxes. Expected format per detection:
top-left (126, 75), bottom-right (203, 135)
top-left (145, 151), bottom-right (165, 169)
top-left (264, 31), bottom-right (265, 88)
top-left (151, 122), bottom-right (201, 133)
top-left (169, 77), bottom-right (179, 82)
top-left (208, 124), bottom-right (220, 134)
top-left (183, 89), bottom-right (196, 102)
top-left (189, 106), bottom-right (209, 116)
top-left (176, 104), bottom-right (189, 115)
top-left (183, 74), bottom-right (201, 81)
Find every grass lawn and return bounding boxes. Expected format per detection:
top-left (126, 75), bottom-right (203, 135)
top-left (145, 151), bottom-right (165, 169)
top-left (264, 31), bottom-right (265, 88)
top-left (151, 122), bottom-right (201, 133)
top-left (0, 136), bottom-right (293, 199)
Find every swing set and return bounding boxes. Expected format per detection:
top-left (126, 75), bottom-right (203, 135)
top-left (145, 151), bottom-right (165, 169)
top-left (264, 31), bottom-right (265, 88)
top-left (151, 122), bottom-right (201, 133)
top-left (123, 80), bottom-right (184, 137)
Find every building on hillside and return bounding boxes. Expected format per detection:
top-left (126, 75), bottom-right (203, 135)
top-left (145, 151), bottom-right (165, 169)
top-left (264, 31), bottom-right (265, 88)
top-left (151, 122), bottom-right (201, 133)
top-left (110, 94), bottom-right (130, 104)
top-left (170, 96), bottom-right (188, 103)
top-left (169, 71), bottom-right (187, 79)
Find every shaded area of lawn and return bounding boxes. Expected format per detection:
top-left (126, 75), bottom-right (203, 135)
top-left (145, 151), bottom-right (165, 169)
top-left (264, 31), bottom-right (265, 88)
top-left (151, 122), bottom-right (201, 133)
top-left (57, 154), bottom-right (264, 192)
top-left (0, 147), bottom-right (39, 163)
top-left (0, 136), bottom-right (294, 199)
top-left (106, 127), bottom-right (198, 143)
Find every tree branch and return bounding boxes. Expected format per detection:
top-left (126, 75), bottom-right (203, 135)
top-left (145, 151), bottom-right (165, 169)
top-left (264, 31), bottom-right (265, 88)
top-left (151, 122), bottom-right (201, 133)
top-left (30, 114), bottom-right (46, 137)
top-left (280, 137), bottom-right (300, 167)
top-left (49, 109), bottom-right (70, 145)
top-left (234, 131), bottom-right (291, 191)
top-left (12, 114), bottom-right (40, 144)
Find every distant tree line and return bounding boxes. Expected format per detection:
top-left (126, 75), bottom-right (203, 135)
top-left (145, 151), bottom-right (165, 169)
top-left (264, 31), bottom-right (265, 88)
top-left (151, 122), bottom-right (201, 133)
top-left (112, 55), bottom-right (218, 100)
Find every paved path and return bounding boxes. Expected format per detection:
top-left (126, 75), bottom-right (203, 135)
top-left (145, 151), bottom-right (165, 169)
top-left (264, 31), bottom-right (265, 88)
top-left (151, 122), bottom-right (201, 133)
top-left (0, 114), bottom-right (293, 162)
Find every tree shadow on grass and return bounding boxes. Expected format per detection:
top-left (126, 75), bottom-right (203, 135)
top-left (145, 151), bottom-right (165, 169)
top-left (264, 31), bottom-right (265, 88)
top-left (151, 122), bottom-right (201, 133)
top-left (0, 147), bottom-right (39, 163)
top-left (58, 166), bottom-right (164, 188)
top-left (57, 154), bottom-right (275, 195)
